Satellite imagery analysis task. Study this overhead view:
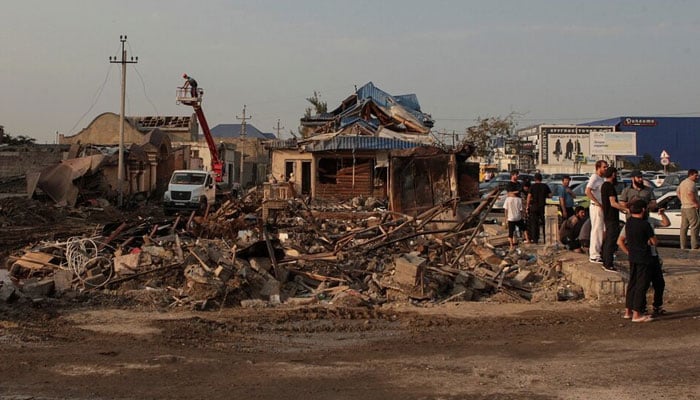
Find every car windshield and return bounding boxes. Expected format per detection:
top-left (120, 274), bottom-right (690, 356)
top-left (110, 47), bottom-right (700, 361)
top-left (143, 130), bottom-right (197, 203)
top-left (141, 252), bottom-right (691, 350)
top-left (172, 173), bottom-right (206, 185)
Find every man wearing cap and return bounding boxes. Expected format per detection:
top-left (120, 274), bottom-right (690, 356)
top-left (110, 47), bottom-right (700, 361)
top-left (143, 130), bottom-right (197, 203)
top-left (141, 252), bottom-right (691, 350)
top-left (620, 170), bottom-right (656, 211)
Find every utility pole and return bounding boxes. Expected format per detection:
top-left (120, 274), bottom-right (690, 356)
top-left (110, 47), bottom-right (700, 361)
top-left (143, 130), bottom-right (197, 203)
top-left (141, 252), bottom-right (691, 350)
top-left (273, 119), bottom-right (285, 139)
top-left (236, 105), bottom-right (252, 187)
top-left (109, 35), bottom-right (137, 208)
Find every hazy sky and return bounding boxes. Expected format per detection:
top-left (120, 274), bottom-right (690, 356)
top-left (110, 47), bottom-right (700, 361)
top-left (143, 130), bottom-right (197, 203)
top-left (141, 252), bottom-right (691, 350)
top-left (2, 0), bottom-right (700, 144)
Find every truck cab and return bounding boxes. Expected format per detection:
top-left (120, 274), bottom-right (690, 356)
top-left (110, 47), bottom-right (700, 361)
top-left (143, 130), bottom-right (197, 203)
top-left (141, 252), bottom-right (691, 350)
top-left (163, 170), bottom-right (216, 215)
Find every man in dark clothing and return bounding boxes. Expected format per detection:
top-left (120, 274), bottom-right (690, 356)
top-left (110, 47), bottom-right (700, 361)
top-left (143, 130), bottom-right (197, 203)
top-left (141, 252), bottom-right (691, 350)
top-left (526, 173), bottom-right (552, 244)
top-left (506, 169), bottom-right (522, 195)
top-left (617, 199), bottom-right (657, 323)
top-left (559, 206), bottom-right (587, 252)
top-left (600, 167), bottom-right (627, 272)
top-left (182, 73), bottom-right (198, 98)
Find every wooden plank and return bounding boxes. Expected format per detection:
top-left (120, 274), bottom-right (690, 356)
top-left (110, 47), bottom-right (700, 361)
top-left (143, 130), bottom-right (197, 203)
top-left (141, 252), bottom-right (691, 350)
top-left (11, 252), bottom-right (57, 270)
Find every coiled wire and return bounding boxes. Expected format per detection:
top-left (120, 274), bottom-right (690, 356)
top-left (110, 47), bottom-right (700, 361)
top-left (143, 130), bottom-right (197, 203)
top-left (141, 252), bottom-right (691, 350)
top-left (64, 237), bottom-right (114, 289)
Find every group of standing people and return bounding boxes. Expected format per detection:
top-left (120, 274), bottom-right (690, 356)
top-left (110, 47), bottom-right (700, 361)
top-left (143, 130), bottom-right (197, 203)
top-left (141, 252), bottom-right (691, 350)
top-left (502, 170), bottom-right (552, 249)
top-left (584, 161), bottom-right (679, 322)
top-left (585, 161), bottom-right (629, 271)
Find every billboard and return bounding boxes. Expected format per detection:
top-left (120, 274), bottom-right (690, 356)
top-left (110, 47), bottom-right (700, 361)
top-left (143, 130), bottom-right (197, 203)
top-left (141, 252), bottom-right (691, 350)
top-left (540, 126), bottom-right (614, 165)
top-left (590, 132), bottom-right (637, 156)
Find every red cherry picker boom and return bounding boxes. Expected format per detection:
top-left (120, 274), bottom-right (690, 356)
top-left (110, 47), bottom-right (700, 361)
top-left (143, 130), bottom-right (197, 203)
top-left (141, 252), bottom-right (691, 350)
top-left (176, 84), bottom-right (223, 182)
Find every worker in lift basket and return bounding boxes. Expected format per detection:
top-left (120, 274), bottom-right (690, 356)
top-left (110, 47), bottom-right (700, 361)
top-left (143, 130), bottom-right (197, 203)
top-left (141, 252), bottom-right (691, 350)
top-left (182, 73), bottom-right (198, 98)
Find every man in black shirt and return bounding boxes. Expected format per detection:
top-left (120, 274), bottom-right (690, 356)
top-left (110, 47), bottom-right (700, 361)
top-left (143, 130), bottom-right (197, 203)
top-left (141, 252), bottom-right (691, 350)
top-left (526, 173), bottom-right (552, 244)
top-left (600, 167), bottom-right (627, 272)
top-left (617, 199), bottom-right (656, 323)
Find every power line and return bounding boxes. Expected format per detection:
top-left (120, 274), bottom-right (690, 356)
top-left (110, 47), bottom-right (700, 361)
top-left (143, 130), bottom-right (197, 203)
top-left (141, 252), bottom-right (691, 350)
top-left (132, 65), bottom-right (159, 116)
top-left (66, 64), bottom-right (114, 134)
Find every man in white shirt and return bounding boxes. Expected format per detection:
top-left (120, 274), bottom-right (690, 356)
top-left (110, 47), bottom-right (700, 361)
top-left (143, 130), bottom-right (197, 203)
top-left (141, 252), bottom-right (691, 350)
top-left (585, 160), bottom-right (609, 264)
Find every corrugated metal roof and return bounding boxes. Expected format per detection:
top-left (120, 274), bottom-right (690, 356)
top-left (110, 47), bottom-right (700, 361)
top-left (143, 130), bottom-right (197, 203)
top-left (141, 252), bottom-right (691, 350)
top-left (307, 136), bottom-right (424, 152)
top-left (265, 138), bottom-right (298, 149)
top-left (210, 124), bottom-right (276, 139)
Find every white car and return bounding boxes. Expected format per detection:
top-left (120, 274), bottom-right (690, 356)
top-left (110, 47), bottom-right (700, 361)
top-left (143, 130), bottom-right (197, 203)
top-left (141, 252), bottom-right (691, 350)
top-left (652, 174), bottom-right (666, 188)
top-left (620, 190), bottom-right (699, 243)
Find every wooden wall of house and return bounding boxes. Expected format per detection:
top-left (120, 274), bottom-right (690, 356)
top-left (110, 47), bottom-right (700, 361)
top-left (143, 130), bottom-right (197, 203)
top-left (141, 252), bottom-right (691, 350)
top-left (315, 161), bottom-right (384, 200)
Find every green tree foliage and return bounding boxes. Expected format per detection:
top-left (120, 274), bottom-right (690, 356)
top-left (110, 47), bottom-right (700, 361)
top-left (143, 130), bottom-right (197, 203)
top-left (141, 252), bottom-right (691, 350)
top-left (304, 91), bottom-right (328, 118)
top-left (0, 132), bottom-right (36, 145)
top-left (622, 153), bottom-right (679, 172)
top-left (637, 153), bottom-right (662, 171)
top-left (462, 114), bottom-right (517, 160)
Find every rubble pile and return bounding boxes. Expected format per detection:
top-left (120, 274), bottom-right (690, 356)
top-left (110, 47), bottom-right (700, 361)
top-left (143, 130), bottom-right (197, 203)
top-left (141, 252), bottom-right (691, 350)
top-left (0, 197), bottom-right (71, 227)
top-left (1, 189), bottom-right (583, 309)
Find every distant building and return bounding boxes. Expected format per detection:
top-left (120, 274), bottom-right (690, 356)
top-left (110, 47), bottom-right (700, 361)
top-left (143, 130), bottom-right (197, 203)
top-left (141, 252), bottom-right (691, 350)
top-left (582, 117), bottom-right (700, 170)
top-left (517, 124), bottom-right (616, 174)
top-left (58, 112), bottom-right (199, 144)
top-left (208, 123), bottom-right (276, 189)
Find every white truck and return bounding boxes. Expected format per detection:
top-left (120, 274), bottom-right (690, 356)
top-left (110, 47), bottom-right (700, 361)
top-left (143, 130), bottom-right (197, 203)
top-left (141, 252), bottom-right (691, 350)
top-left (163, 170), bottom-right (217, 215)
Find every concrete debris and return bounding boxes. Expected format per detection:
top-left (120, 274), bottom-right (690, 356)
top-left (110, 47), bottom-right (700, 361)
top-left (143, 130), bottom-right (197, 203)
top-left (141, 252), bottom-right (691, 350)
top-left (0, 188), bottom-right (580, 308)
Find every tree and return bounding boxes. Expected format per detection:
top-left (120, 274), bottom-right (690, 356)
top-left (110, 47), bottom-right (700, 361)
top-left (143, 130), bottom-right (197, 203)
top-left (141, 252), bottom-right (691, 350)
top-left (462, 113), bottom-right (517, 161)
top-left (0, 132), bottom-right (35, 145)
top-left (636, 153), bottom-right (662, 171)
top-left (304, 91), bottom-right (328, 118)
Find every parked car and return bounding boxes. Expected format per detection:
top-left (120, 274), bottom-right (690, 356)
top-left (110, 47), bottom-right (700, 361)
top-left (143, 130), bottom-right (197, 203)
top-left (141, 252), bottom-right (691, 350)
top-left (569, 179), bottom-right (633, 208)
top-left (620, 190), bottom-right (700, 244)
top-left (568, 175), bottom-right (590, 187)
top-left (652, 174), bottom-right (667, 188)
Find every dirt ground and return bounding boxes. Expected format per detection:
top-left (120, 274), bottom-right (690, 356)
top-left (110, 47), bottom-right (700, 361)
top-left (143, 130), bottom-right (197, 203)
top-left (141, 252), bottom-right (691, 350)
top-left (2, 248), bottom-right (700, 400)
top-left (1, 202), bottom-right (699, 399)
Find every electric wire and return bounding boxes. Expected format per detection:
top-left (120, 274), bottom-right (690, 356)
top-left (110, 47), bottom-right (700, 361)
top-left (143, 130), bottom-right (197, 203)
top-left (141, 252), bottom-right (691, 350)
top-left (65, 65), bottom-right (114, 135)
top-left (132, 65), bottom-right (160, 116)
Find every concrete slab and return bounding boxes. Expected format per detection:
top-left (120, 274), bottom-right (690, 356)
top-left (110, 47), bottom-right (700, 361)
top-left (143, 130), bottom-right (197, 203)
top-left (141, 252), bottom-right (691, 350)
top-left (550, 245), bottom-right (700, 303)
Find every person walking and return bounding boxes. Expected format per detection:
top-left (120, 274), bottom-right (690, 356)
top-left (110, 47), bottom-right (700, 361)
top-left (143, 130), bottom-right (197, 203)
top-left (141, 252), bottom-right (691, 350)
top-left (526, 173), bottom-right (552, 244)
top-left (600, 167), bottom-right (627, 272)
top-left (182, 73), bottom-right (199, 98)
top-left (617, 199), bottom-right (657, 323)
top-left (585, 160), bottom-right (608, 264)
top-left (619, 170), bottom-right (656, 211)
top-left (677, 169), bottom-right (700, 250)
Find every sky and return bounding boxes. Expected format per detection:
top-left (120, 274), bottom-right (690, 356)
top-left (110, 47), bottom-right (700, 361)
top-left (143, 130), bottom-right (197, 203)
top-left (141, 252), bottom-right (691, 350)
top-left (2, 0), bottom-right (700, 144)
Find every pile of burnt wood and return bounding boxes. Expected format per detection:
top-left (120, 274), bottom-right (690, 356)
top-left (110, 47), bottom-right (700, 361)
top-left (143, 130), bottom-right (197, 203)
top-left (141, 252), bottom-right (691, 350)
top-left (1, 191), bottom-right (578, 308)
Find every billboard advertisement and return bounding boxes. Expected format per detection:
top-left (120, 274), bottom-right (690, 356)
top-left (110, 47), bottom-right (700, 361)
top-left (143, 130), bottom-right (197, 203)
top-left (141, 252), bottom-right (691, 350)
top-left (540, 126), bottom-right (613, 165)
top-left (590, 132), bottom-right (637, 156)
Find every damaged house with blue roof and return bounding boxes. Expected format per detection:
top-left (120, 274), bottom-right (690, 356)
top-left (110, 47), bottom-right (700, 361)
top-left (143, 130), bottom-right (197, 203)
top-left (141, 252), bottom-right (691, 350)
top-left (268, 82), bottom-right (478, 216)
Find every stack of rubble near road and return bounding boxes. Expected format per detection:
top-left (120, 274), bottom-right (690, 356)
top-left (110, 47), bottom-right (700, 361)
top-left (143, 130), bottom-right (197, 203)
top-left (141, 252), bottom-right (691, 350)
top-left (1, 189), bottom-right (583, 308)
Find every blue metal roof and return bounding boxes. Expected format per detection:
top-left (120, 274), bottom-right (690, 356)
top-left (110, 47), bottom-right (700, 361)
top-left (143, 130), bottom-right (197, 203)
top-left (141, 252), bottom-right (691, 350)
top-left (307, 136), bottom-right (424, 152)
top-left (354, 82), bottom-right (430, 126)
top-left (210, 124), bottom-right (276, 139)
